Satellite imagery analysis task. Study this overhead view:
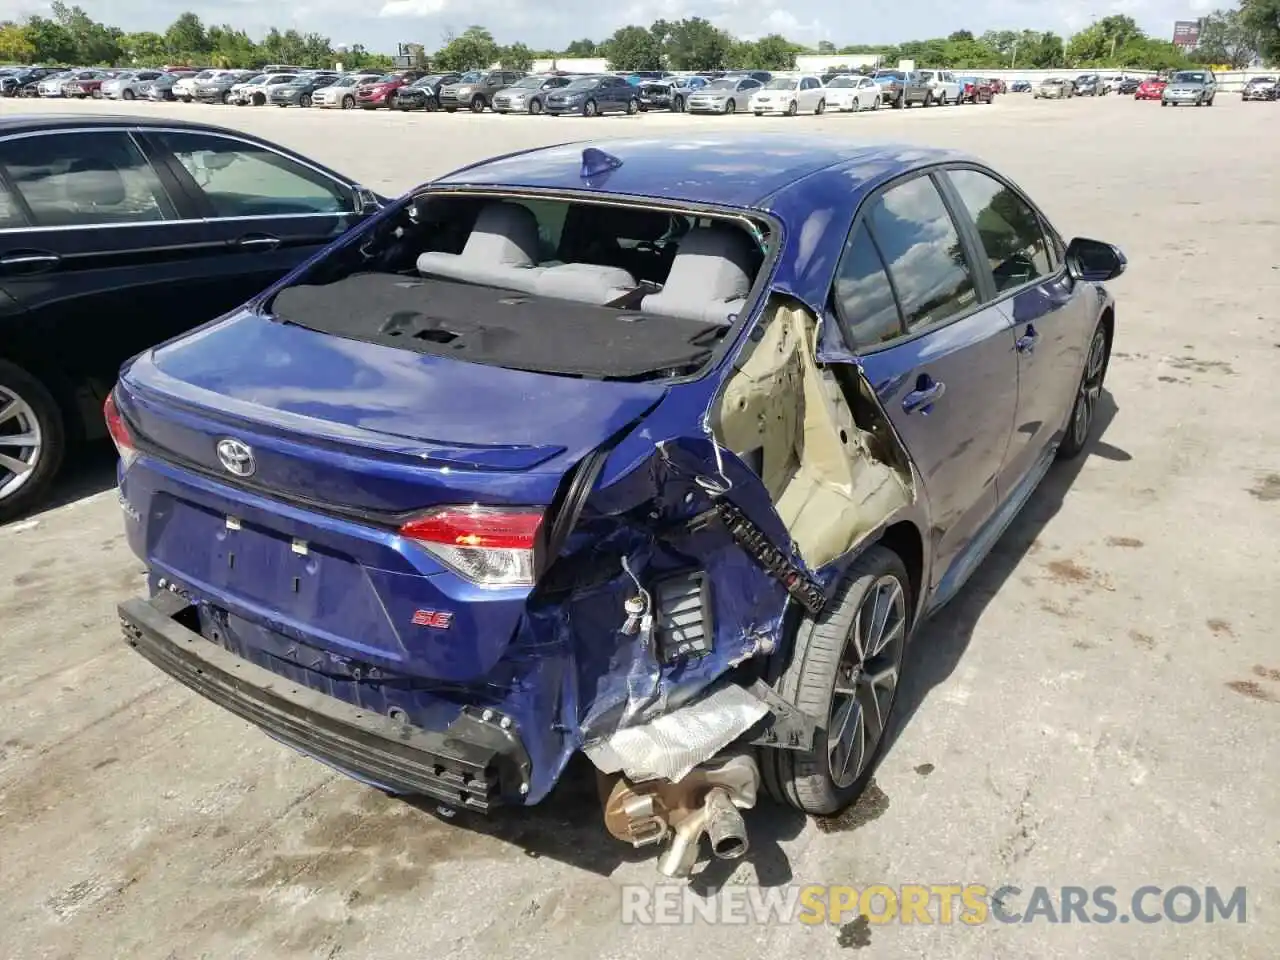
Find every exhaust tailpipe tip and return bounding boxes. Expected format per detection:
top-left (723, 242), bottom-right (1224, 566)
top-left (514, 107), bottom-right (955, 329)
top-left (704, 788), bottom-right (749, 860)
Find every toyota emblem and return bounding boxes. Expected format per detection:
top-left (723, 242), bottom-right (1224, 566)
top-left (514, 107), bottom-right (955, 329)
top-left (216, 438), bottom-right (256, 477)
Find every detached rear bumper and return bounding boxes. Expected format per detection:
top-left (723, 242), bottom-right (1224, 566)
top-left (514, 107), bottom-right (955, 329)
top-left (119, 592), bottom-right (532, 812)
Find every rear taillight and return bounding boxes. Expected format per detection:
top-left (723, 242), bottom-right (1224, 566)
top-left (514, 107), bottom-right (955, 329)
top-left (103, 392), bottom-right (139, 468)
top-left (400, 506), bottom-right (543, 587)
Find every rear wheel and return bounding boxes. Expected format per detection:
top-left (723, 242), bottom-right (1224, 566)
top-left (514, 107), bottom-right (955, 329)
top-left (221, 90), bottom-right (231, 104)
top-left (725, 98), bottom-right (736, 114)
top-left (342, 95), bottom-right (354, 110)
top-left (1057, 321), bottom-right (1109, 460)
top-left (253, 93), bottom-right (265, 106)
top-left (122, 88), bottom-right (134, 101)
top-left (528, 97), bottom-right (542, 114)
top-left (470, 94), bottom-right (486, 112)
top-left (626, 97), bottom-right (638, 114)
top-left (893, 91), bottom-right (904, 109)
top-left (583, 98), bottom-right (598, 117)
top-left (300, 93), bottom-right (312, 108)
top-left (763, 545), bottom-right (913, 814)
top-left (0, 359), bottom-right (66, 524)
top-left (815, 98), bottom-right (825, 115)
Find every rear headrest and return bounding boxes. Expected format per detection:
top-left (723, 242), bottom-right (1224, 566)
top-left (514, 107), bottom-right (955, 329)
top-left (64, 157), bottom-right (126, 208)
top-left (669, 224), bottom-right (757, 297)
top-left (463, 202), bottom-right (541, 267)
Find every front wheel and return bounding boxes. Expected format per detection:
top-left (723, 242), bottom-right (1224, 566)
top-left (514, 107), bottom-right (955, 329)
top-left (1057, 322), bottom-right (1109, 460)
top-left (626, 97), bottom-right (638, 115)
top-left (0, 359), bottom-right (66, 524)
top-left (815, 98), bottom-right (825, 115)
top-left (342, 95), bottom-right (354, 110)
top-left (785, 99), bottom-right (797, 116)
top-left (181, 95), bottom-right (192, 103)
top-left (528, 97), bottom-right (541, 114)
top-left (252, 93), bottom-right (265, 106)
top-left (300, 93), bottom-right (312, 108)
top-left (872, 95), bottom-right (880, 111)
top-left (763, 545), bottom-right (913, 814)
top-left (122, 88), bottom-right (135, 101)
top-left (725, 98), bottom-right (736, 114)
top-left (923, 91), bottom-right (933, 107)
top-left (470, 94), bottom-right (485, 113)
top-left (583, 98), bottom-right (598, 117)
top-left (893, 92), bottom-right (904, 109)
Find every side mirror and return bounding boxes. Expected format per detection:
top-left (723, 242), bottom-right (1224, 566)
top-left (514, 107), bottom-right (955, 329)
top-left (351, 185), bottom-right (382, 214)
top-left (1065, 237), bottom-right (1126, 282)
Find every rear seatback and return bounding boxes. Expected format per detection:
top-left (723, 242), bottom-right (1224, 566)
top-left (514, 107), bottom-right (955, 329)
top-left (640, 224), bottom-right (755, 325)
top-left (418, 201), bottom-right (640, 305)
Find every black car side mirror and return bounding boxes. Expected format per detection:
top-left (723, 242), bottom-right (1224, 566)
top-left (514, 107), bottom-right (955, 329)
top-left (1066, 237), bottom-right (1126, 282)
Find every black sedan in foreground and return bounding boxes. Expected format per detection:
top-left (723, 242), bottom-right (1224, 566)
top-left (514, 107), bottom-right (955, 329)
top-left (391, 73), bottom-right (462, 111)
top-left (0, 115), bottom-right (383, 521)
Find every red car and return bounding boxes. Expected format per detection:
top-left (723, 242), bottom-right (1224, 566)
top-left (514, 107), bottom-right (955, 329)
top-left (960, 77), bottom-right (995, 103)
top-left (65, 69), bottom-right (108, 98)
top-left (354, 71), bottom-right (424, 110)
top-left (1135, 79), bottom-right (1166, 100)
top-left (986, 77), bottom-right (1007, 95)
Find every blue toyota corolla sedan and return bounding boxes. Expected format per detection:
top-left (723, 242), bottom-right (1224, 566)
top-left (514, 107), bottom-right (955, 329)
top-left (111, 134), bottom-right (1124, 878)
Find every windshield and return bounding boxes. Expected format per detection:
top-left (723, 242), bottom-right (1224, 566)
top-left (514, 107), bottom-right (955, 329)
top-left (563, 77), bottom-right (601, 90)
top-left (1250, 76), bottom-right (1276, 82)
top-left (457, 71), bottom-right (484, 83)
top-left (193, 71), bottom-right (213, 80)
top-left (918, 71), bottom-right (935, 80)
top-left (509, 76), bottom-right (546, 88)
top-left (762, 77), bottom-right (797, 90)
top-left (825, 76), bottom-right (856, 88)
top-left (1172, 71), bottom-right (1207, 83)
top-left (266, 74), bottom-right (294, 84)
top-left (873, 70), bottom-right (903, 80)
top-left (705, 78), bottom-right (739, 90)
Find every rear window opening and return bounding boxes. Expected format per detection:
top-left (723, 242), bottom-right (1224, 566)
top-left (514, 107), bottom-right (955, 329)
top-left (265, 193), bottom-right (772, 381)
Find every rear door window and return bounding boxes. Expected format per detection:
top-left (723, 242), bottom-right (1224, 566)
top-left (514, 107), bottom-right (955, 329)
top-left (831, 222), bottom-right (903, 349)
top-left (866, 175), bottom-right (979, 333)
top-left (0, 131), bottom-right (177, 227)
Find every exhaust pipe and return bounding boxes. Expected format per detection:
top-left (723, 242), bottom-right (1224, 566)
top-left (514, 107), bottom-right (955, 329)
top-left (704, 787), bottom-right (749, 860)
top-left (654, 754), bottom-right (759, 879)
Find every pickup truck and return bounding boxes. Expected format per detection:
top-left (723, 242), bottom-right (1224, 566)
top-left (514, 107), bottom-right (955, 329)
top-left (871, 69), bottom-right (932, 108)
top-left (917, 69), bottom-right (962, 105)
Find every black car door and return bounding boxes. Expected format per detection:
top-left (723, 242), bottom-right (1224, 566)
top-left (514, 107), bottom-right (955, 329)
top-left (137, 128), bottom-right (367, 312)
top-left (0, 127), bottom-right (227, 392)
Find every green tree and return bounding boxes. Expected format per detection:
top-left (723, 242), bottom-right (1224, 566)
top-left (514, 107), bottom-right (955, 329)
top-left (1241, 0), bottom-right (1280, 63)
top-left (120, 31), bottom-right (166, 64)
top-left (0, 22), bottom-right (36, 63)
top-left (434, 25), bottom-right (499, 70)
top-left (816, 39), bottom-right (836, 54)
top-left (563, 38), bottom-right (597, 56)
top-left (727, 33), bottom-right (800, 70)
top-left (164, 12), bottom-right (210, 58)
top-left (601, 24), bottom-right (664, 70)
top-left (499, 41), bottom-right (534, 70)
top-left (1115, 36), bottom-right (1193, 70)
top-left (948, 29), bottom-right (974, 42)
top-left (23, 15), bottom-right (77, 63)
top-left (1067, 14), bottom-right (1142, 64)
top-left (50, 2), bottom-right (123, 63)
top-left (1024, 31), bottom-right (1066, 67)
top-left (1194, 9), bottom-right (1258, 67)
top-left (664, 17), bottom-right (732, 70)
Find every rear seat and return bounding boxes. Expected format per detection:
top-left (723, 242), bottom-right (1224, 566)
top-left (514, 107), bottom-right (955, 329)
top-left (640, 224), bottom-right (756, 325)
top-left (418, 201), bottom-right (639, 305)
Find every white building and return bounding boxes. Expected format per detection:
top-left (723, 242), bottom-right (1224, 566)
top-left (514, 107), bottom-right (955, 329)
top-left (795, 53), bottom-right (884, 73)
top-left (531, 57), bottom-right (611, 74)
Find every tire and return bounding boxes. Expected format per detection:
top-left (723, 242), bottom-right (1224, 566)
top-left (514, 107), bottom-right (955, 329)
top-left (785, 99), bottom-right (796, 116)
top-left (221, 90), bottom-right (231, 104)
top-left (672, 95), bottom-right (684, 112)
top-left (626, 97), bottom-right (638, 115)
top-left (342, 95), bottom-right (354, 110)
top-left (0, 359), bottom-right (66, 524)
top-left (385, 93), bottom-right (397, 111)
top-left (300, 93), bottom-right (312, 108)
top-left (872, 95), bottom-right (880, 111)
top-left (725, 98), bottom-right (736, 114)
top-left (1057, 321), bottom-right (1109, 460)
top-left (528, 97), bottom-right (542, 115)
top-left (425, 97), bottom-right (438, 112)
top-left (253, 93), bottom-right (264, 106)
top-left (815, 98), bottom-right (825, 115)
top-left (182, 96), bottom-right (192, 103)
top-left (893, 92), bottom-right (904, 109)
top-left (923, 91), bottom-right (933, 107)
top-left (763, 545), bottom-right (913, 814)
top-left (470, 94), bottom-right (485, 113)
top-left (445, 106), bottom-right (457, 113)
top-left (91, 89), bottom-right (102, 99)
top-left (122, 89), bottom-right (134, 101)
top-left (754, 111), bottom-right (763, 117)
top-left (583, 98), bottom-right (598, 117)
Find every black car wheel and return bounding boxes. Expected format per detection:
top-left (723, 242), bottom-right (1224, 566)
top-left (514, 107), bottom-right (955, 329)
top-left (626, 97), bottom-right (638, 115)
top-left (583, 98), bottom-right (598, 117)
top-left (725, 98), bottom-right (736, 114)
top-left (300, 93), bottom-right (312, 108)
top-left (528, 97), bottom-right (542, 114)
top-left (1058, 322), bottom-right (1110, 460)
top-left (815, 98), bottom-right (825, 115)
top-left (342, 95), bottom-right (354, 110)
top-left (445, 106), bottom-right (457, 113)
top-left (221, 90), bottom-right (232, 104)
top-left (122, 89), bottom-right (135, 101)
top-left (0, 359), bottom-right (66, 524)
top-left (470, 94), bottom-right (486, 113)
top-left (425, 96), bottom-right (439, 112)
top-left (893, 91), bottom-right (904, 109)
top-left (672, 95), bottom-right (684, 112)
top-left (923, 91), bottom-right (933, 107)
top-left (253, 93), bottom-right (265, 106)
top-left (763, 545), bottom-right (913, 814)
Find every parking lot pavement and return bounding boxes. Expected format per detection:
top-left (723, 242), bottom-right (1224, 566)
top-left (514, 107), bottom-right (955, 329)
top-left (1, 93), bottom-right (1278, 959)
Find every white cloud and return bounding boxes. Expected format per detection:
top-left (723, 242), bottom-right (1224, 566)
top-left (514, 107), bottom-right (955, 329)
top-left (0, 0), bottom-right (1205, 54)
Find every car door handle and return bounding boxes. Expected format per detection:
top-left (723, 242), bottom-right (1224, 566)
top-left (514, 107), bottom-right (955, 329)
top-left (902, 376), bottom-right (946, 414)
top-left (235, 235), bottom-right (281, 250)
top-left (1016, 325), bottom-right (1040, 353)
top-left (0, 251), bottom-right (60, 269)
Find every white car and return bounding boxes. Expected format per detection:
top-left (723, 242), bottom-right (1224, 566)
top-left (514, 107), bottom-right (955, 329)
top-left (37, 73), bottom-right (72, 97)
top-left (313, 74), bottom-right (364, 109)
top-left (100, 69), bottom-right (164, 100)
top-left (916, 69), bottom-right (962, 105)
top-left (749, 75), bottom-right (827, 115)
top-left (821, 74), bottom-right (882, 112)
top-left (172, 69), bottom-right (219, 102)
top-left (233, 72), bottom-right (297, 105)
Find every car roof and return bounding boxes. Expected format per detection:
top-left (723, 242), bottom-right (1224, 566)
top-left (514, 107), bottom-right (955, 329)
top-left (434, 133), bottom-right (970, 211)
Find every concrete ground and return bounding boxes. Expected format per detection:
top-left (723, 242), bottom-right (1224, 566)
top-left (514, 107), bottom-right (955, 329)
top-left (1, 92), bottom-right (1277, 959)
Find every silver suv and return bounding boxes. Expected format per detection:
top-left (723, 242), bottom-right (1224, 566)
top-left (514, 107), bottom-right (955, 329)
top-left (1161, 69), bottom-right (1216, 107)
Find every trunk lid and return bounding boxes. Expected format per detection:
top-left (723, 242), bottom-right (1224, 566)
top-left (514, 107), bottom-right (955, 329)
top-left (119, 309), bottom-right (666, 515)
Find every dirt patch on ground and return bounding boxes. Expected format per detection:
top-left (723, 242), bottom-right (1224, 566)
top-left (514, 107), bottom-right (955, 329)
top-left (1226, 681), bottom-right (1277, 703)
top-left (1248, 474), bottom-right (1280, 502)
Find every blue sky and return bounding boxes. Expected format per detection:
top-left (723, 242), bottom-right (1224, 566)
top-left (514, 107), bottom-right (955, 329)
top-left (0, 0), bottom-right (1218, 52)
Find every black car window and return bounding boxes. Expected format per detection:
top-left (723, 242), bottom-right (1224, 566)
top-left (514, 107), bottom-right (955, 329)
top-left (832, 222), bottom-right (904, 349)
top-left (867, 175), bottom-right (978, 333)
top-left (0, 131), bottom-right (176, 227)
top-left (947, 169), bottom-right (1052, 293)
top-left (154, 132), bottom-right (353, 218)
top-left (0, 178), bottom-right (29, 229)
